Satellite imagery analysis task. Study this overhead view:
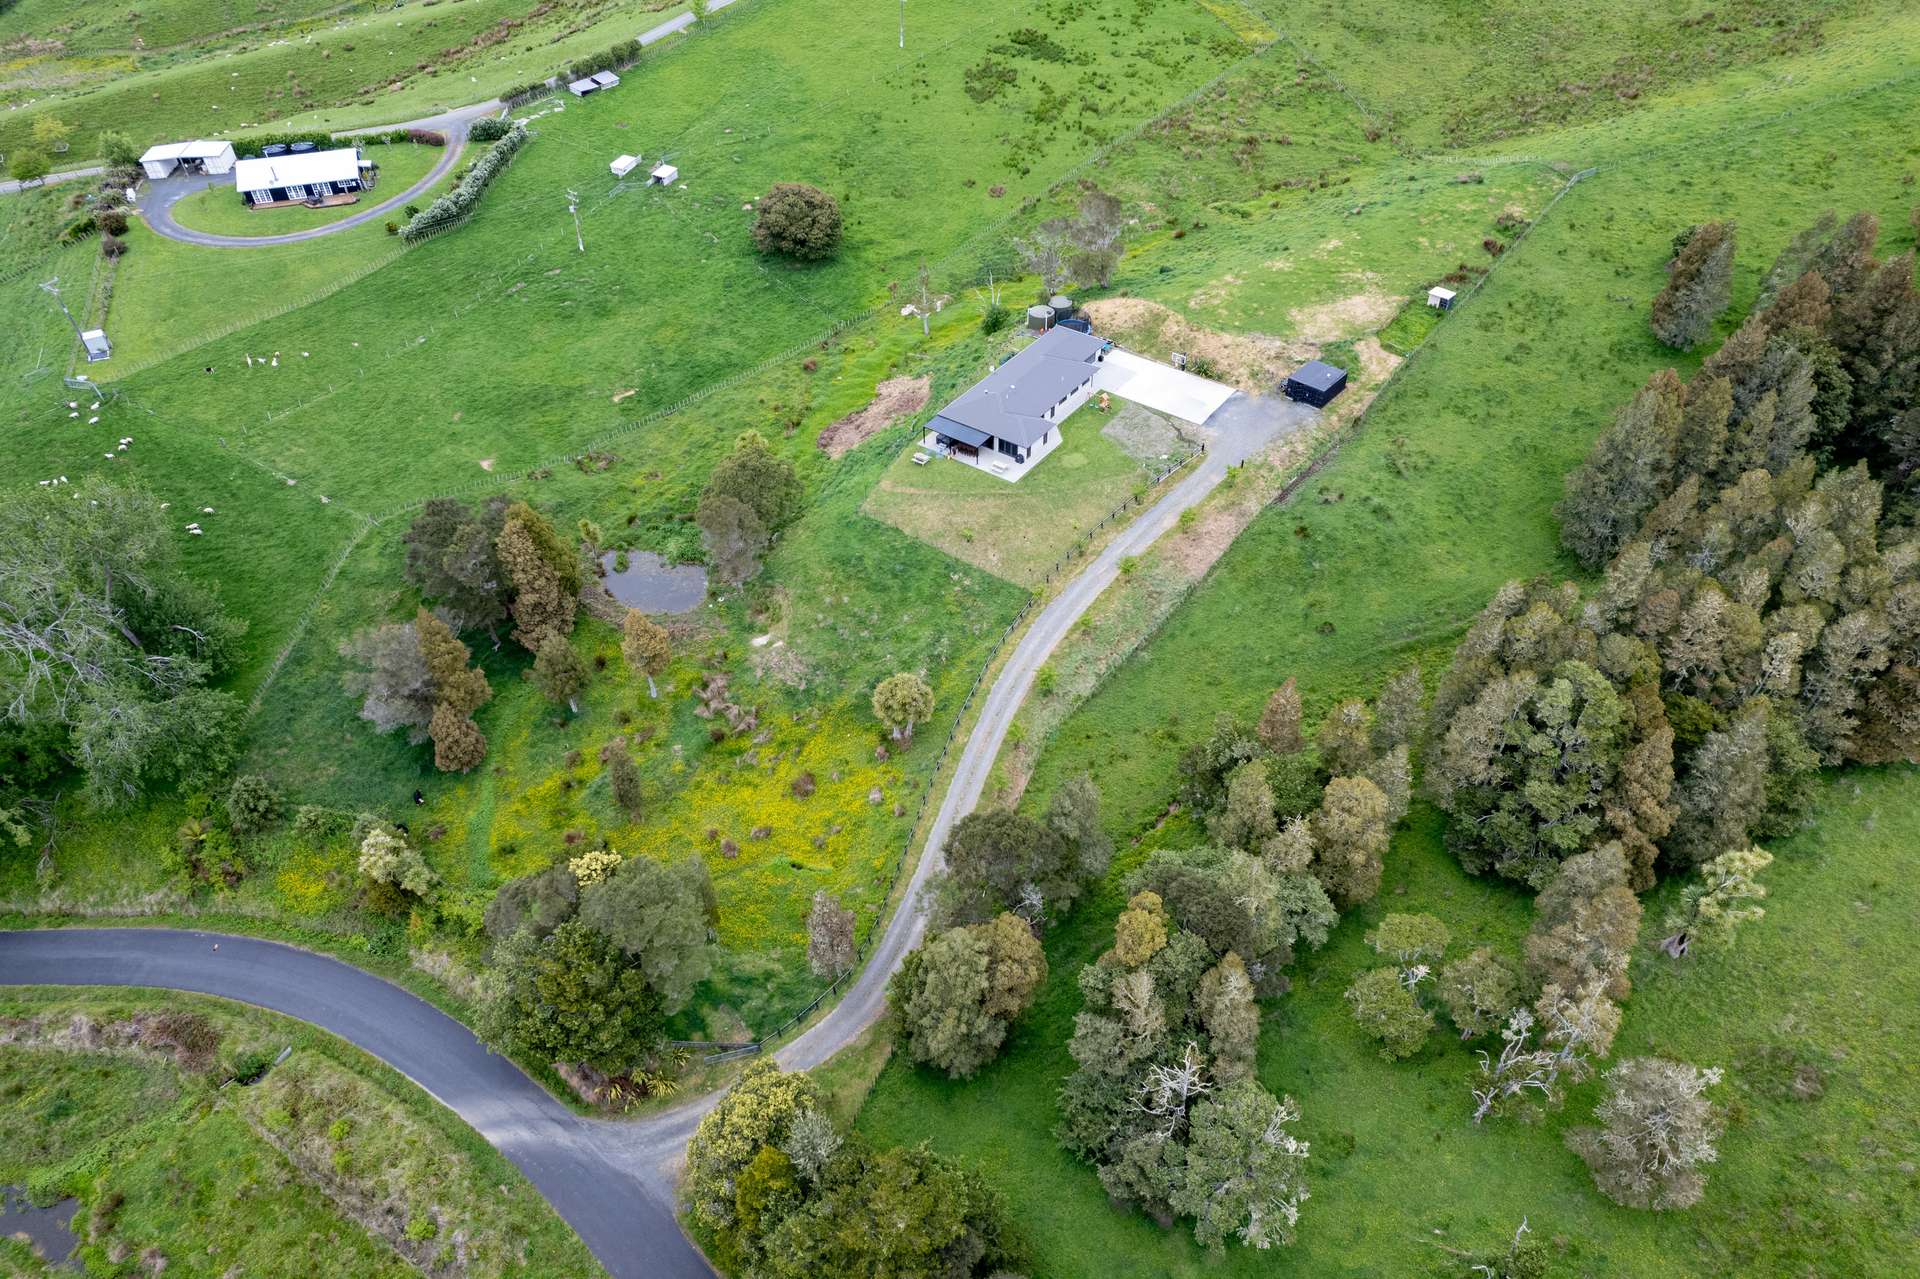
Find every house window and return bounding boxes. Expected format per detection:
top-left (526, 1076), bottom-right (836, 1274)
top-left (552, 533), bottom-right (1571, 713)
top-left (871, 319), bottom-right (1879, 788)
top-left (286, 185), bottom-right (307, 200)
top-left (997, 438), bottom-right (1021, 460)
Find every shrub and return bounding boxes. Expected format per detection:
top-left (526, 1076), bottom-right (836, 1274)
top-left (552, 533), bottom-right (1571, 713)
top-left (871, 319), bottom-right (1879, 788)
top-left (405, 128), bottom-right (446, 146)
top-left (59, 214), bottom-right (98, 244)
top-left (97, 209), bottom-right (128, 236)
top-left (401, 125), bottom-right (529, 242)
top-left (980, 302), bottom-right (1012, 335)
top-left (100, 234), bottom-right (128, 258)
top-left (1185, 354), bottom-right (1219, 378)
top-left (386, 221), bottom-right (399, 235)
top-left (751, 183), bottom-right (843, 261)
top-left (468, 116), bottom-right (514, 143)
top-left (1345, 966), bottom-right (1433, 1060)
top-left (358, 828), bottom-right (435, 897)
top-left (291, 805), bottom-right (353, 840)
top-left (225, 774), bottom-right (283, 836)
top-left (1567, 1057), bottom-right (1725, 1210)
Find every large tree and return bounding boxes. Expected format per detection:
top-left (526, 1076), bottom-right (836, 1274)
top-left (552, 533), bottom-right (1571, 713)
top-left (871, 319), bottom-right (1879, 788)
top-left (890, 912), bottom-right (1046, 1078)
top-left (478, 919), bottom-right (663, 1072)
top-left (1556, 369), bottom-right (1686, 569)
top-left (935, 807), bottom-right (1089, 927)
top-left (577, 854), bottom-right (714, 1011)
top-left (686, 1060), bottom-right (821, 1229)
top-left (1567, 1057), bottom-right (1726, 1210)
top-left (620, 609), bottom-right (671, 698)
top-left (1, 476), bottom-right (246, 806)
top-left (751, 183), bottom-right (843, 261)
top-left (1651, 221), bottom-right (1736, 349)
top-left (1172, 1081), bottom-right (1310, 1253)
top-left (697, 494), bottom-right (771, 586)
top-left (871, 671), bottom-right (934, 743)
top-left (496, 502), bottom-right (579, 650)
top-left (531, 631), bottom-right (589, 712)
top-left (403, 497), bottom-right (511, 635)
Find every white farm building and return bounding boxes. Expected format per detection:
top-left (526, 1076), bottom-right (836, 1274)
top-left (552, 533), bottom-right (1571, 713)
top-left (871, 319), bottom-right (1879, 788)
top-left (139, 140), bottom-right (236, 180)
top-left (232, 147), bottom-right (373, 207)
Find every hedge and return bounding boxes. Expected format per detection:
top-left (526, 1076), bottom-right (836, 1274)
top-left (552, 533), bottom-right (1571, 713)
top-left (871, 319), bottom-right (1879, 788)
top-left (228, 129), bottom-right (444, 159)
top-left (566, 39), bottom-right (642, 82)
top-left (469, 117), bottom-right (515, 143)
top-left (400, 125), bottom-right (528, 242)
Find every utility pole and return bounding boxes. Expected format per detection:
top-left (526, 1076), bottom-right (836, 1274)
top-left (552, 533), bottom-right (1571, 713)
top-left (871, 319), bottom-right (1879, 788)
top-left (39, 277), bottom-right (86, 350)
top-left (899, 0), bottom-right (905, 49)
top-left (566, 188), bottom-right (583, 252)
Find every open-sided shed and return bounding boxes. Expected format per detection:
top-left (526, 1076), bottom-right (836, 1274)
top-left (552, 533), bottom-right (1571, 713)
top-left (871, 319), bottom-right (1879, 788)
top-left (1283, 359), bottom-right (1348, 407)
top-left (139, 140), bottom-right (236, 180)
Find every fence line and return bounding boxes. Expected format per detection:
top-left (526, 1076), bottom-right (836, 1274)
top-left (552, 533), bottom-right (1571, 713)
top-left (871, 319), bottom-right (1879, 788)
top-left (246, 515), bottom-right (378, 718)
top-left (694, 439), bottom-right (1203, 1061)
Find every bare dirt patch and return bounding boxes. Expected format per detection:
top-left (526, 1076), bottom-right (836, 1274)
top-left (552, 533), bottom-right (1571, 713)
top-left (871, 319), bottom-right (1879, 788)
top-left (1286, 290), bottom-right (1400, 342)
top-left (1081, 297), bottom-right (1312, 394)
top-left (816, 375), bottom-right (931, 459)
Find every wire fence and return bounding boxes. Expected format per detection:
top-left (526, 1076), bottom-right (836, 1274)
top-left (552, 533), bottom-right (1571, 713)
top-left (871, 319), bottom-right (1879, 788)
top-left (689, 437), bottom-right (1204, 1062)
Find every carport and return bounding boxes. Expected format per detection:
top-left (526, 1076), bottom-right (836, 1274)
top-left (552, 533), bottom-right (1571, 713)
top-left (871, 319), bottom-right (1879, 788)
top-left (1093, 349), bottom-right (1237, 423)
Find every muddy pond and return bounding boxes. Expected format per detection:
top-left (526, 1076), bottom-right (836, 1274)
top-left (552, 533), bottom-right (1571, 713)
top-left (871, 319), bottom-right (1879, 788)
top-left (597, 550), bottom-right (708, 614)
top-left (0, 1186), bottom-right (78, 1269)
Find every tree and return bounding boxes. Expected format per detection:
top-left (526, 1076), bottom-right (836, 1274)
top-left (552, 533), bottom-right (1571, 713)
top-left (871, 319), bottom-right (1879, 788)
top-left (429, 701), bottom-right (488, 772)
top-left (479, 920), bottom-right (663, 1073)
top-left (30, 115), bottom-right (70, 153)
top-left (871, 671), bottom-right (934, 743)
top-left (414, 608), bottom-right (491, 715)
top-left (1, 476), bottom-right (246, 806)
top-left (484, 863), bottom-right (580, 940)
top-left (935, 807), bottom-right (1088, 928)
top-left (620, 609), bottom-right (671, 698)
top-left (752, 183), bottom-right (842, 260)
top-left (531, 631), bottom-right (589, 712)
top-left (577, 854), bottom-right (713, 1012)
top-left (1345, 966), bottom-right (1433, 1060)
top-left (357, 827), bottom-right (435, 897)
top-left (404, 497), bottom-right (510, 635)
top-left (97, 131), bottom-right (140, 167)
top-left (756, 1139), bottom-right (1018, 1279)
top-left (1112, 891), bottom-right (1170, 967)
top-left (1567, 1057), bottom-right (1726, 1210)
top-left (340, 622), bottom-right (435, 740)
top-left (890, 912), bottom-right (1046, 1078)
top-left (1366, 913), bottom-right (1450, 969)
top-left (1172, 1081), bottom-right (1310, 1253)
top-left (225, 774), bottom-right (282, 836)
top-left (1651, 221), bottom-right (1736, 349)
top-left (1524, 844), bottom-right (1641, 1001)
top-left (1196, 952), bottom-right (1259, 1083)
top-left (1046, 772), bottom-right (1114, 884)
top-left (1314, 699), bottom-right (1374, 776)
top-left (1310, 775), bottom-right (1389, 907)
top-left (697, 493), bottom-right (771, 586)
top-left (1437, 947), bottom-right (1522, 1040)
top-left (603, 736), bottom-right (643, 818)
top-left (806, 891), bottom-right (856, 978)
top-left (704, 431), bottom-right (804, 534)
top-left (1658, 846), bottom-right (1772, 958)
top-left (1363, 744), bottom-right (1412, 826)
top-left (1556, 369), bottom-right (1685, 568)
top-left (779, 1109), bottom-right (842, 1183)
top-left (1210, 759), bottom-right (1277, 852)
top-left (496, 502), bottom-right (579, 650)
top-left (1066, 188), bottom-right (1126, 288)
top-left (7, 149), bottom-right (49, 184)
top-left (1372, 665), bottom-right (1425, 752)
top-left (1668, 701), bottom-right (1770, 865)
top-left (686, 1059), bottom-right (820, 1228)
top-left (1256, 678), bottom-right (1305, 754)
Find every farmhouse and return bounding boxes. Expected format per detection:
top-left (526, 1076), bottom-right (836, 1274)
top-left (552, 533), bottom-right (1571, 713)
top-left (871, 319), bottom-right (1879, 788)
top-left (138, 140), bottom-right (236, 180)
top-left (1283, 359), bottom-right (1348, 408)
top-left (232, 147), bottom-right (373, 208)
top-left (925, 326), bottom-right (1109, 481)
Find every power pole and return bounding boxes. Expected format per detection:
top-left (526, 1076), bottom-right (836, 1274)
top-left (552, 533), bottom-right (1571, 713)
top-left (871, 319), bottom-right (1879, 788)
top-left (899, 0), bottom-right (906, 49)
top-left (566, 189), bottom-right (583, 252)
top-left (39, 277), bottom-right (87, 350)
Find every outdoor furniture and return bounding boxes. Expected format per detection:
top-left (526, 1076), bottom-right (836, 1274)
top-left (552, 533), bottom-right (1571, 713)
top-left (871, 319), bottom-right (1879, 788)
top-left (912, 452), bottom-right (930, 466)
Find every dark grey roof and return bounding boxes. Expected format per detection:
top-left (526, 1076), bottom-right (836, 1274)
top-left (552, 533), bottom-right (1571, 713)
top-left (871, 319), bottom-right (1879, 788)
top-left (933, 326), bottom-right (1106, 448)
top-left (1288, 360), bottom-right (1347, 391)
top-left (929, 416), bottom-right (991, 448)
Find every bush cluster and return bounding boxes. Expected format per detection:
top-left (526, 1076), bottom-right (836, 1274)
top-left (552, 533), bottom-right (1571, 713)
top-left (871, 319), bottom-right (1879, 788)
top-left (401, 125), bottom-right (529, 242)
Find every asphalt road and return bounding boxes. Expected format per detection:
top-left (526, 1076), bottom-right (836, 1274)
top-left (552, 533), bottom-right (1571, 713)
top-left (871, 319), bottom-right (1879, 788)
top-left (0, 385), bottom-right (1309, 1277)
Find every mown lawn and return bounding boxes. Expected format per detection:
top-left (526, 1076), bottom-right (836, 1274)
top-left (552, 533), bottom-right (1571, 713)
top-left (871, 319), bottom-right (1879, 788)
top-left (0, 987), bottom-right (604, 1277)
top-left (863, 398), bottom-right (1174, 589)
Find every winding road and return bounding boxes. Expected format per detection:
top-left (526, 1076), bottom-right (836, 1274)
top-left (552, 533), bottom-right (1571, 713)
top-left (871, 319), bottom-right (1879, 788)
top-left (0, 388), bottom-right (1306, 1278)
